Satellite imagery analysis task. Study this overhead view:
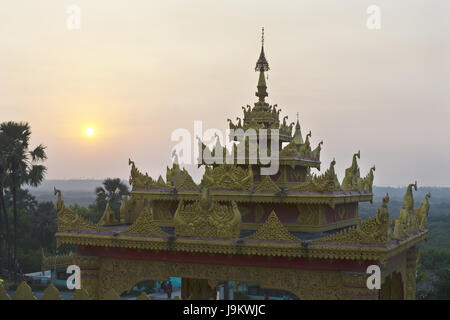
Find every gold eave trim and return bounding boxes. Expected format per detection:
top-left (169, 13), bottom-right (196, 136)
top-left (55, 229), bottom-right (427, 263)
top-left (131, 190), bottom-right (373, 205)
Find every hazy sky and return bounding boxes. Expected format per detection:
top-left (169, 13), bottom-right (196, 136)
top-left (1, 0), bottom-right (449, 186)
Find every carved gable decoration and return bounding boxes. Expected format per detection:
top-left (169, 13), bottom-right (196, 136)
top-left (246, 211), bottom-right (300, 242)
top-left (254, 175), bottom-right (281, 193)
top-left (121, 206), bottom-right (168, 236)
top-left (57, 206), bottom-right (109, 233)
top-left (202, 164), bottom-right (253, 191)
top-left (167, 163), bottom-right (199, 191)
top-left (174, 189), bottom-right (241, 238)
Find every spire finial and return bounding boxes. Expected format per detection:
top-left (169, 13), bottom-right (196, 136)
top-left (262, 27), bottom-right (264, 47)
top-left (296, 112), bottom-right (299, 122)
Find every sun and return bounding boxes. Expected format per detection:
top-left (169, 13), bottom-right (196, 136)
top-left (85, 128), bottom-right (95, 137)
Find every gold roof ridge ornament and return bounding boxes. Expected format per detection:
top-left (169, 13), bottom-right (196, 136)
top-left (128, 159), bottom-right (169, 190)
top-left (393, 181), bottom-right (430, 238)
top-left (246, 211), bottom-right (300, 242)
top-left (287, 158), bottom-right (341, 193)
top-left (54, 188), bottom-right (109, 233)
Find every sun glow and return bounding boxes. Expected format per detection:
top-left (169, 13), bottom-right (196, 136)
top-left (85, 128), bottom-right (95, 137)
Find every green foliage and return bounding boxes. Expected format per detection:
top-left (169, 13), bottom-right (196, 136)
top-left (95, 178), bottom-right (129, 219)
top-left (70, 203), bottom-right (102, 224)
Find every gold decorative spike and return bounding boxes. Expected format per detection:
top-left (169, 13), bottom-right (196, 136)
top-left (174, 188), bottom-right (241, 238)
top-left (342, 151), bottom-right (361, 191)
top-left (254, 175), bottom-right (281, 193)
top-left (415, 193), bottom-right (431, 228)
top-left (71, 289), bottom-right (91, 300)
top-left (0, 283), bottom-right (11, 300)
top-left (311, 141), bottom-right (323, 160)
top-left (121, 205), bottom-right (168, 236)
top-left (137, 292), bottom-right (151, 300)
top-left (54, 187), bottom-right (65, 212)
top-left (129, 159), bottom-right (169, 189)
top-left (394, 182), bottom-right (418, 237)
top-left (246, 211), bottom-right (300, 242)
top-left (287, 159), bottom-right (340, 192)
top-left (12, 281), bottom-right (36, 300)
top-left (362, 166), bottom-right (376, 192)
top-left (102, 288), bottom-right (120, 300)
top-left (40, 284), bottom-right (62, 300)
top-left (98, 202), bottom-right (118, 226)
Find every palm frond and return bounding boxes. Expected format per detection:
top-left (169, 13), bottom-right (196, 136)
top-left (30, 144), bottom-right (47, 161)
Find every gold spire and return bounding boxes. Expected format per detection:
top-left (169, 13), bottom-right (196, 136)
top-left (255, 27), bottom-right (269, 107)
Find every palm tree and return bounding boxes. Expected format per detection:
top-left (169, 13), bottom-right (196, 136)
top-left (0, 132), bottom-right (13, 276)
top-left (95, 178), bottom-right (129, 219)
top-left (0, 121), bottom-right (47, 281)
top-left (32, 202), bottom-right (57, 248)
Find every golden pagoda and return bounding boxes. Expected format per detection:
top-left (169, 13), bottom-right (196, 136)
top-left (54, 30), bottom-right (429, 300)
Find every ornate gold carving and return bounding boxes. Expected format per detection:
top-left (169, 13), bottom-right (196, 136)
top-left (254, 175), bottom-right (281, 193)
top-left (393, 182), bottom-right (430, 238)
top-left (415, 193), bottom-right (430, 229)
top-left (362, 166), bottom-right (376, 192)
top-left (129, 159), bottom-right (168, 189)
top-left (342, 151), bottom-right (361, 191)
top-left (152, 200), bottom-right (173, 220)
top-left (316, 194), bottom-right (391, 244)
top-left (296, 204), bottom-right (320, 225)
top-left (55, 189), bottom-right (109, 233)
top-left (288, 159), bottom-right (341, 192)
top-left (174, 188), bottom-right (241, 238)
top-left (246, 211), bottom-right (300, 242)
top-left (97, 257), bottom-right (342, 300)
top-left (166, 161), bottom-right (199, 191)
top-left (121, 205), bottom-right (168, 236)
top-left (202, 164), bottom-right (253, 191)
